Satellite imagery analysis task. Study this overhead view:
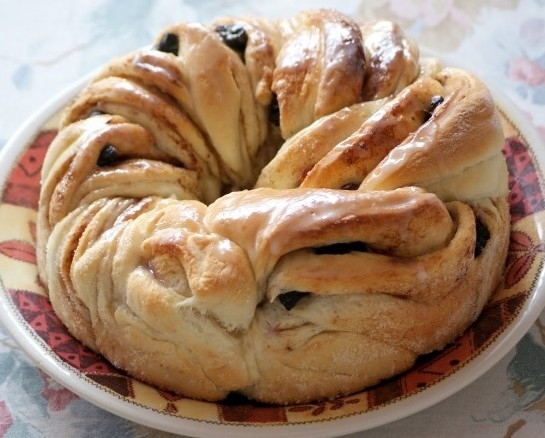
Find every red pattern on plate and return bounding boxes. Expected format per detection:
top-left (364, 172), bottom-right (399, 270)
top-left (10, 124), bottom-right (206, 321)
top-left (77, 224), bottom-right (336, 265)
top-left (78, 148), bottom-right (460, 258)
top-left (219, 402), bottom-right (288, 423)
top-left (0, 126), bottom-right (543, 423)
top-left (505, 230), bottom-right (545, 288)
top-left (8, 289), bottom-right (134, 398)
top-left (504, 136), bottom-right (545, 223)
top-left (2, 130), bottom-right (55, 209)
top-left (286, 397), bottom-right (361, 416)
top-left (0, 240), bottom-right (37, 264)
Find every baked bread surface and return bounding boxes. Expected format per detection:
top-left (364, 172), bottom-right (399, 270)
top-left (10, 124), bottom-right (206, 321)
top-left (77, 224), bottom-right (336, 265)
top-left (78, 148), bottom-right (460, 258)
top-left (37, 8), bottom-right (510, 404)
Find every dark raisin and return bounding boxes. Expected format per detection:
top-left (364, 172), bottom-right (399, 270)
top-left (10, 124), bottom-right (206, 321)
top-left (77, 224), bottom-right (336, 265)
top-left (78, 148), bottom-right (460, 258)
top-left (313, 241), bottom-right (369, 255)
top-left (474, 218), bottom-right (490, 257)
top-left (221, 392), bottom-right (253, 405)
top-left (97, 144), bottom-right (118, 167)
top-left (278, 291), bottom-right (310, 311)
top-left (155, 32), bottom-right (179, 55)
top-left (340, 183), bottom-right (359, 190)
top-left (424, 95), bottom-right (444, 122)
top-left (269, 94), bottom-right (280, 126)
top-left (214, 24), bottom-right (248, 58)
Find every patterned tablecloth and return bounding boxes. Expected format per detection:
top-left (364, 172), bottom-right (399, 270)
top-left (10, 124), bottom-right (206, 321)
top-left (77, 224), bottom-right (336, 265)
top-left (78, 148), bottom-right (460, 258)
top-left (1, 1), bottom-right (545, 437)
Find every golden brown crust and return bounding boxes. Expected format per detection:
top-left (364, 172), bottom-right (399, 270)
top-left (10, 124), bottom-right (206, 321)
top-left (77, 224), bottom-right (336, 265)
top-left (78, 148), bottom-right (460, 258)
top-left (360, 68), bottom-right (508, 201)
top-left (37, 9), bottom-right (510, 405)
top-left (272, 9), bottom-right (366, 138)
top-left (254, 98), bottom-right (389, 189)
top-left (299, 75), bottom-right (444, 188)
top-left (360, 20), bottom-right (420, 100)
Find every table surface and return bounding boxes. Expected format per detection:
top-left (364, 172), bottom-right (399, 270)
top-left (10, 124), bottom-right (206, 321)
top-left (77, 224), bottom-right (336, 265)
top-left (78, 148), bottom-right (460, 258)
top-left (1, 1), bottom-right (545, 437)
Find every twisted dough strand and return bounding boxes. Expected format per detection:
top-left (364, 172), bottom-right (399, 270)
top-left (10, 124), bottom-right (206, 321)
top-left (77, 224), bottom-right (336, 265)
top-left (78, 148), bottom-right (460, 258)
top-left (37, 9), bottom-right (510, 404)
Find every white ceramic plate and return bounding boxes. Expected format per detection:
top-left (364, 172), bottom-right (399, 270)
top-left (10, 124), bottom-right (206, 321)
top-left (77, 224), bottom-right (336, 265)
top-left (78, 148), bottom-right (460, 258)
top-left (0, 73), bottom-right (544, 438)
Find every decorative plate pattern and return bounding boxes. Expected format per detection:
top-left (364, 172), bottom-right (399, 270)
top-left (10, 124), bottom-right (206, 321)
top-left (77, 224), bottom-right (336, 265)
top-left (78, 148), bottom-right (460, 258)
top-left (0, 84), bottom-right (544, 437)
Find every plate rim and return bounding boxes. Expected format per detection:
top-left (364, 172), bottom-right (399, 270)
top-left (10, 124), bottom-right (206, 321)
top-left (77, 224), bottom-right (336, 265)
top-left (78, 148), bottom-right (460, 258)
top-left (0, 73), bottom-right (544, 438)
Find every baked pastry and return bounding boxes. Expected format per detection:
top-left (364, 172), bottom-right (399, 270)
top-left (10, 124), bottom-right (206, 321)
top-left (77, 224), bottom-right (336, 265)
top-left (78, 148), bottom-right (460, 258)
top-left (36, 8), bottom-right (510, 405)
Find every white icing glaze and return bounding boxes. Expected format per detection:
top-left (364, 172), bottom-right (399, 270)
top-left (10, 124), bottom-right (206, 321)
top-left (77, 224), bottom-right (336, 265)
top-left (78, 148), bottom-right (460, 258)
top-left (206, 187), bottom-right (454, 285)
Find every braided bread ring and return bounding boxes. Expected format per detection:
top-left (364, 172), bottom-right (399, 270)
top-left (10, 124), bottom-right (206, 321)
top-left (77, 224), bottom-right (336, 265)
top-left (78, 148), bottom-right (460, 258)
top-left (37, 9), bottom-right (510, 404)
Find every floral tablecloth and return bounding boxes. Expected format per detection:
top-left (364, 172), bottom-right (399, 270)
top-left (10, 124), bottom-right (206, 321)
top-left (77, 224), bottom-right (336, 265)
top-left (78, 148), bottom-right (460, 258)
top-left (1, 1), bottom-right (545, 437)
